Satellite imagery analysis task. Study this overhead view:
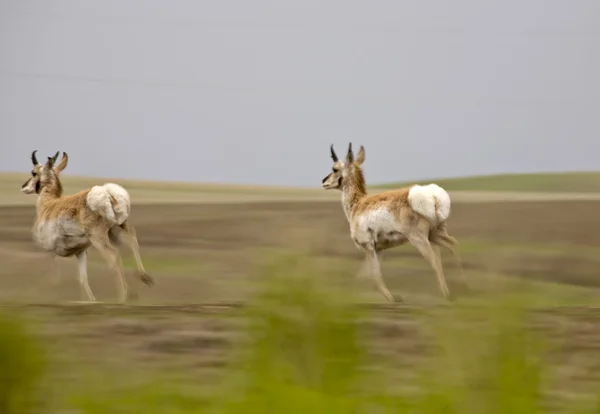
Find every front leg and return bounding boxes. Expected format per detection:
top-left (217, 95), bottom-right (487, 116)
top-left (352, 230), bottom-right (367, 281)
top-left (76, 251), bottom-right (96, 301)
top-left (353, 229), bottom-right (398, 303)
top-left (355, 250), bottom-right (385, 280)
top-left (364, 246), bottom-right (396, 303)
top-left (355, 258), bottom-right (369, 281)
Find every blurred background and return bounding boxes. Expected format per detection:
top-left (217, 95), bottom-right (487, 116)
top-left (1, 1), bottom-right (600, 413)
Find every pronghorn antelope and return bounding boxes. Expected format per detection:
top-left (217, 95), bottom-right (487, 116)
top-left (21, 150), bottom-right (154, 302)
top-left (321, 143), bottom-right (465, 302)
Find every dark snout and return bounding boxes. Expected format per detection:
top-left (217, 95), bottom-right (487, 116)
top-left (322, 175), bottom-right (330, 184)
top-left (21, 178), bottom-right (30, 189)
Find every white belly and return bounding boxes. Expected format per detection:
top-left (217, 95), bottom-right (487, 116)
top-left (355, 208), bottom-right (398, 234)
top-left (352, 208), bottom-right (407, 249)
top-left (34, 218), bottom-right (90, 257)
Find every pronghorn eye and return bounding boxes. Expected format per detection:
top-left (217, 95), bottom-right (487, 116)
top-left (31, 171), bottom-right (36, 176)
top-left (332, 168), bottom-right (338, 173)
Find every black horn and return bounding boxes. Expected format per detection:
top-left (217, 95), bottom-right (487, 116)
top-left (346, 142), bottom-right (354, 163)
top-left (330, 144), bottom-right (338, 162)
top-left (51, 151), bottom-right (60, 162)
top-left (31, 150), bottom-right (38, 165)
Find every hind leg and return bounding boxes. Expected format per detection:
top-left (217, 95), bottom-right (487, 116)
top-left (114, 222), bottom-right (154, 287)
top-left (430, 224), bottom-right (468, 288)
top-left (90, 232), bottom-right (130, 304)
top-left (408, 230), bottom-right (451, 300)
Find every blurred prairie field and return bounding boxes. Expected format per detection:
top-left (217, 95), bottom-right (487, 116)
top-left (1, 173), bottom-right (600, 412)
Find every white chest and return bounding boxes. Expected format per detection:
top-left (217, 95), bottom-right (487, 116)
top-left (34, 220), bottom-right (59, 250)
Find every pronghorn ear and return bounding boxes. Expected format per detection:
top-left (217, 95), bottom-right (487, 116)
top-left (54, 152), bottom-right (68, 174)
top-left (345, 142), bottom-right (354, 164)
top-left (355, 145), bottom-right (365, 166)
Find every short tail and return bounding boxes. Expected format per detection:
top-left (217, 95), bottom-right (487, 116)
top-left (432, 184), bottom-right (451, 225)
top-left (408, 183), bottom-right (451, 226)
top-left (87, 183), bottom-right (131, 226)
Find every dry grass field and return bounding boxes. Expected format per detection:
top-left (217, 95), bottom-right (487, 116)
top-left (1, 173), bottom-right (600, 412)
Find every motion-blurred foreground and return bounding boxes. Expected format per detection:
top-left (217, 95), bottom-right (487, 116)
top-left (1, 180), bottom-right (600, 412)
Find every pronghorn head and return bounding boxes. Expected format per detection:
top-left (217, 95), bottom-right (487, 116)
top-left (21, 150), bottom-right (68, 195)
top-left (321, 143), bottom-right (365, 190)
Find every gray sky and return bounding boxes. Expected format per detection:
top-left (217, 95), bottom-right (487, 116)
top-left (1, 0), bottom-right (599, 187)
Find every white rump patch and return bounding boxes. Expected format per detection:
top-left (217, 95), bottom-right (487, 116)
top-left (87, 183), bottom-right (131, 226)
top-left (407, 184), bottom-right (451, 225)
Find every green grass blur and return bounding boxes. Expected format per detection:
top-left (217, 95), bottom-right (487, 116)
top-left (0, 313), bottom-right (46, 414)
top-left (1, 252), bottom-right (600, 413)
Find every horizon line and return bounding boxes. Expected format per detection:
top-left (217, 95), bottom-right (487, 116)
top-left (1, 169), bottom-right (599, 189)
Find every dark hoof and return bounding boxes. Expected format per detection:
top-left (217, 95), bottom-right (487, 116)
top-left (141, 272), bottom-right (154, 287)
top-left (385, 294), bottom-right (403, 304)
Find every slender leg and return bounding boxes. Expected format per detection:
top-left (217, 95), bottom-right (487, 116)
top-left (90, 235), bottom-right (129, 304)
top-left (430, 229), bottom-right (468, 288)
top-left (408, 233), bottom-right (451, 299)
top-left (364, 246), bottom-right (396, 303)
top-left (355, 258), bottom-right (369, 280)
top-left (114, 249), bottom-right (137, 301)
top-left (119, 223), bottom-right (154, 287)
top-left (430, 244), bottom-right (444, 274)
top-left (76, 251), bottom-right (96, 301)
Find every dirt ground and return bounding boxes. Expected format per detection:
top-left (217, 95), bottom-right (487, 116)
top-left (3, 199), bottom-right (600, 300)
top-left (1, 199), bottom-right (600, 409)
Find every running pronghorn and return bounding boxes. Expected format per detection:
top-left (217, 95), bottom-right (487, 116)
top-left (321, 143), bottom-right (465, 302)
top-left (21, 150), bottom-right (154, 302)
